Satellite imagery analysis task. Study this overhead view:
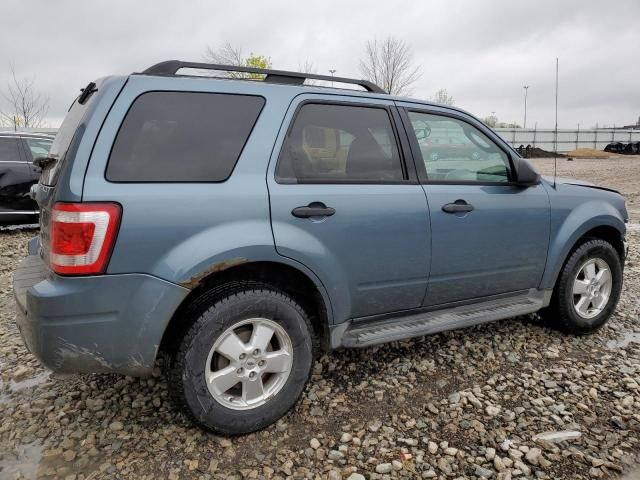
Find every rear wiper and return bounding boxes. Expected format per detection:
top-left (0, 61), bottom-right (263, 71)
top-left (78, 82), bottom-right (97, 105)
top-left (33, 155), bottom-right (58, 169)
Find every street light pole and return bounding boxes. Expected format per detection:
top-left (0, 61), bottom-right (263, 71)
top-left (523, 85), bottom-right (530, 129)
top-left (329, 69), bottom-right (336, 87)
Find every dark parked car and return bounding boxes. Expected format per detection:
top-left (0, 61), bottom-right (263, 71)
top-left (0, 132), bottom-right (53, 225)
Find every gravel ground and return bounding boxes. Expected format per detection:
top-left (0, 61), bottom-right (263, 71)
top-left (2, 157), bottom-right (640, 480)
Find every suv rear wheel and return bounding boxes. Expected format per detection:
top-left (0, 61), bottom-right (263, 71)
top-left (541, 239), bottom-right (623, 334)
top-left (168, 286), bottom-right (316, 435)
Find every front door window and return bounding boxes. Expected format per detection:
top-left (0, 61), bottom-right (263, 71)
top-left (407, 111), bottom-right (511, 183)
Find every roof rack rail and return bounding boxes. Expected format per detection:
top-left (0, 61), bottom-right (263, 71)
top-left (140, 60), bottom-right (386, 94)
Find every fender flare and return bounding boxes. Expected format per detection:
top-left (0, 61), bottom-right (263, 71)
top-left (541, 200), bottom-right (625, 289)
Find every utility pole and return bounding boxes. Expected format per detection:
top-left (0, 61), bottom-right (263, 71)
top-left (329, 69), bottom-right (336, 88)
top-left (523, 85), bottom-right (530, 129)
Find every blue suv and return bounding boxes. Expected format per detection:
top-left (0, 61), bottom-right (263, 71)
top-left (13, 61), bottom-right (627, 434)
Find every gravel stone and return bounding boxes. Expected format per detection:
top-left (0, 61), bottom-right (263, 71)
top-left (108, 421), bottom-right (123, 432)
top-left (347, 474), bottom-right (365, 480)
top-left (328, 450), bottom-right (344, 461)
top-left (476, 465), bottom-right (494, 478)
top-left (375, 463), bottom-right (393, 474)
top-left (485, 405), bottom-right (501, 416)
top-left (525, 447), bottom-right (542, 465)
top-left (485, 447), bottom-right (496, 461)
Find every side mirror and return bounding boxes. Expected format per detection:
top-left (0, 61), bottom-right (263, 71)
top-left (414, 125), bottom-right (431, 140)
top-left (515, 158), bottom-right (541, 186)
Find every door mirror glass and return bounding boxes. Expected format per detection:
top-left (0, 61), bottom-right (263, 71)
top-left (414, 125), bottom-right (431, 140)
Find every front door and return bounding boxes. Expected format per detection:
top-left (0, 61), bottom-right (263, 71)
top-left (399, 106), bottom-right (550, 306)
top-left (268, 96), bottom-right (431, 322)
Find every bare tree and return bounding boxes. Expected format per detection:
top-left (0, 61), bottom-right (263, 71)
top-left (298, 60), bottom-right (318, 85)
top-left (204, 41), bottom-right (244, 68)
top-left (359, 37), bottom-right (420, 95)
top-left (430, 88), bottom-right (454, 106)
top-left (1, 65), bottom-right (49, 129)
top-left (204, 42), bottom-right (271, 79)
top-left (481, 113), bottom-right (498, 127)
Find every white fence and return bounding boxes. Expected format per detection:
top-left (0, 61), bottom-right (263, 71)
top-left (494, 128), bottom-right (640, 152)
top-left (4, 127), bottom-right (640, 154)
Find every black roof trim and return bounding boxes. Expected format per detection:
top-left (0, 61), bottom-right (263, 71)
top-left (139, 60), bottom-right (386, 94)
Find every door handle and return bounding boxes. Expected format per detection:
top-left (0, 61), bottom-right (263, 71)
top-left (442, 200), bottom-right (474, 213)
top-left (291, 202), bottom-right (336, 218)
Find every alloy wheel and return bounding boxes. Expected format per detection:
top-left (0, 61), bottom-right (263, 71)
top-left (572, 257), bottom-right (612, 319)
top-left (205, 318), bottom-right (293, 410)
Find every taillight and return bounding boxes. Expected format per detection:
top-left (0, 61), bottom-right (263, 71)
top-left (49, 202), bottom-right (121, 275)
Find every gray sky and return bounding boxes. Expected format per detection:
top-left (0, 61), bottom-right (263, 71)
top-left (1, 0), bottom-right (638, 128)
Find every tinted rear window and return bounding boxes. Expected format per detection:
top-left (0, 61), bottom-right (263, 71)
top-left (106, 91), bottom-right (265, 182)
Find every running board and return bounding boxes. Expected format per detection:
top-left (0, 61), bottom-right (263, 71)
top-left (336, 290), bottom-right (550, 348)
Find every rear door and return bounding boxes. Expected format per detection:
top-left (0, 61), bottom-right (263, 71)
top-left (268, 95), bottom-right (431, 322)
top-left (0, 136), bottom-right (37, 217)
top-left (399, 104), bottom-right (550, 306)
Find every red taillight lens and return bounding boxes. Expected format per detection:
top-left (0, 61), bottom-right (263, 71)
top-left (49, 202), bottom-right (121, 275)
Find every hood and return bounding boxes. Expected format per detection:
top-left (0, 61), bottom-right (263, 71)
top-left (542, 176), bottom-right (621, 194)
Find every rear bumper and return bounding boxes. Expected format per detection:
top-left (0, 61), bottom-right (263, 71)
top-left (13, 252), bottom-right (189, 376)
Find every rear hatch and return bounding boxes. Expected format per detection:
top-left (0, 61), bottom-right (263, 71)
top-left (34, 76), bottom-right (127, 265)
top-left (36, 89), bottom-right (91, 263)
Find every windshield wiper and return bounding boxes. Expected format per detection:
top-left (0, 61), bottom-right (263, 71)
top-left (33, 155), bottom-right (58, 169)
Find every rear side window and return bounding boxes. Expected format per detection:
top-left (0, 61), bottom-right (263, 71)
top-left (24, 137), bottom-right (53, 160)
top-left (276, 103), bottom-right (405, 183)
top-left (0, 137), bottom-right (21, 162)
top-left (106, 92), bottom-right (265, 182)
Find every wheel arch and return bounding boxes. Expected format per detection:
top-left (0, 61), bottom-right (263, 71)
top-left (542, 210), bottom-right (625, 291)
top-left (159, 260), bottom-right (333, 356)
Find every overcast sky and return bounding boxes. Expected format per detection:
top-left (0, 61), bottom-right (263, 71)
top-left (1, 0), bottom-right (638, 129)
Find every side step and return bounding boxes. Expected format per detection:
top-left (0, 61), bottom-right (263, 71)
top-left (338, 291), bottom-right (547, 348)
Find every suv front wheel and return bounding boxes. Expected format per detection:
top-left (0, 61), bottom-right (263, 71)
top-left (168, 286), bottom-right (316, 435)
top-left (541, 239), bottom-right (623, 334)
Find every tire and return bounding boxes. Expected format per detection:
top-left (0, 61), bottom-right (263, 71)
top-left (541, 239), bottom-right (623, 334)
top-left (167, 286), bottom-right (316, 435)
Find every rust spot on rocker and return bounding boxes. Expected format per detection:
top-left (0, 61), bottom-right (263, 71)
top-left (178, 257), bottom-right (249, 289)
